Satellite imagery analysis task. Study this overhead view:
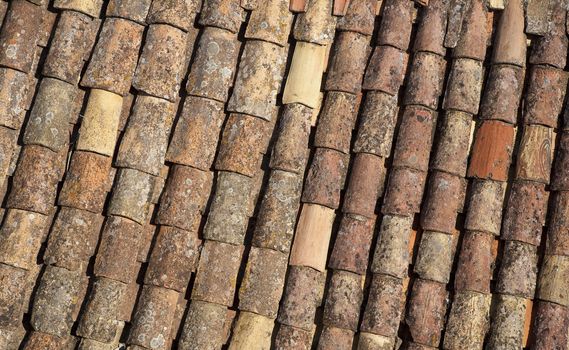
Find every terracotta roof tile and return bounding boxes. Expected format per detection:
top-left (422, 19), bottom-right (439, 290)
top-left (30, 265), bottom-right (84, 337)
top-left (252, 169), bottom-right (303, 253)
top-left (376, 0), bottom-right (414, 50)
top-left (199, 0), bottom-right (244, 33)
top-left (293, 0), bottom-right (336, 44)
top-left (7, 145), bottom-right (61, 215)
top-left (325, 31), bottom-right (371, 93)
top-left (0, 0), bottom-right (42, 73)
top-left (479, 64), bottom-right (525, 124)
top-left (301, 148), bottom-right (349, 209)
top-left (147, 0), bottom-right (198, 31)
top-left (106, 0), bottom-right (152, 24)
top-left (80, 18), bottom-right (145, 96)
top-left (23, 78), bottom-right (78, 152)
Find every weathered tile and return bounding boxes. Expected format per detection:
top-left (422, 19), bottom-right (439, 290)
top-left (43, 11), bottom-right (100, 84)
top-left (357, 333), bottom-right (395, 350)
top-left (53, 0), bottom-right (104, 17)
top-left (529, 4), bottom-right (567, 69)
top-left (464, 179), bottom-right (505, 235)
top-left (245, 0), bottom-right (293, 46)
top-left (302, 148), bottom-right (349, 209)
top-left (343, 153), bottom-right (384, 217)
top-left (496, 241), bottom-right (538, 298)
top-left (546, 192), bottom-right (569, 255)
top-left (145, 225), bottom-right (201, 292)
top-left (166, 96), bottom-right (225, 170)
top-left (444, 291), bottom-right (491, 349)
top-left (0, 263), bottom-right (27, 328)
top-left (420, 171), bottom-right (464, 234)
top-left (199, 0), bottom-right (243, 33)
top-left (156, 164), bottom-right (212, 230)
top-left (215, 113), bottom-right (272, 177)
top-left (107, 168), bottom-right (154, 225)
top-left (486, 294), bottom-right (528, 350)
top-left (269, 103), bottom-right (312, 174)
top-left (443, 58), bottom-right (484, 115)
top-left (274, 324), bottom-right (313, 350)
top-left (532, 300), bottom-right (569, 350)
top-left (0, 209), bottom-right (48, 270)
top-left (337, 0), bottom-right (376, 35)
top-left (479, 64), bottom-right (524, 124)
top-left (147, 0), bottom-right (198, 31)
top-left (253, 170), bottom-right (303, 253)
top-left (128, 286), bottom-right (179, 350)
top-left (192, 240), bottom-right (244, 306)
top-left (93, 216), bottom-right (141, 284)
top-left (133, 24), bottom-right (188, 101)
top-left (524, 66), bottom-right (567, 129)
top-left (406, 279), bottom-right (447, 347)
top-left (0, 0), bottom-right (42, 73)
top-left (186, 27), bottom-right (240, 102)
top-left (393, 106), bottom-right (436, 172)
top-left (526, 0), bottom-right (553, 35)
top-left (0, 324), bottom-right (26, 350)
top-left (371, 214), bottom-right (413, 278)
top-left (77, 277), bottom-right (127, 343)
top-left (21, 331), bottom-right (77, 350)
top-left (293, 0), bottom-right (336, 44)
top-left (314, 91), bottom-right (358, 154)
top-left (454, 231), bottom-right (494, 293)
top-left (353, 92), bottom-right (398, 156)
top-left (229, 312), bottom-right (274, 350)
top-left (323, 270), bottom-right (363, 331)
top-left (452, 0), bottom-right (488, 60)
top-left (537, 254), bottom-right (569, 306)
top-left (360, 273), bottom-right (403, 337)
top-left (59, 151), bottom-right (112, 213)
top-left (116, 95), bottom-right (176, 175)
top-left (106, 0), bottom-right (152, 24)
top-left (363, 46), bottom-right (408, 96)
top-left (7, 145), bottom-right (61, 215)
top-left (325, 31), bottom-right (371, 94)
top-left (414, 230), bottom-right (457, 283)
top-left (414, 0), bottom-right (448, 56)
top-left (31, 266), bottom-right (84, 337)
top-left (0, 125), bottom-right (16, 178)
top-left (444, 0), bottom-right (468, 49)
top-left (277, 265), bottom-right (325, 330)
top-left (203, 171), bottom-right (253, 245)
top-left (430, 110), bottom-right (473, 175)
top-left (329, 214), bottom-right (375, 274)
top-left (404, 52), bottom-right (446, 110)
top-left (23, 78), bottom-right (78, 152)
top-left (178, 300), bottom-right (227, 350)
top-left (81, 18), bottom-right (145, 96)
top-left (318, 326), bottom-right (354, 350)
top-left (0, 68), bottom-right (31, 129)
top-left (239, 246), bottom-right (288, 318)
top-left (227, 40), bottom-right (286, 122)
top-left (44, 207), bottom-right (104, 271)
top-left (381, 167), bottom-right (426, 216)
top-left (376, 0), bottom-right (413, 50)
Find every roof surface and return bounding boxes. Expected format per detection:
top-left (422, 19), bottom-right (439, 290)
top-left (0, 0), bottom-right (568, 349)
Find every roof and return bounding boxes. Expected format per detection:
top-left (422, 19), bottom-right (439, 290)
top-left (0, 0), bottom-right (568, 349)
